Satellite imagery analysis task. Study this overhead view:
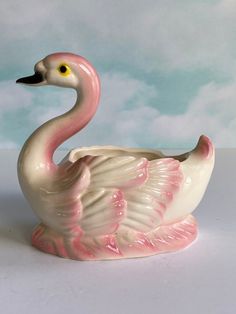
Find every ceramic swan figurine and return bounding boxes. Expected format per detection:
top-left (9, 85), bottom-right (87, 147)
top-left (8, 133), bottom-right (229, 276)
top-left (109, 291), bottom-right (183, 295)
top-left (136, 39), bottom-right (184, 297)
top-left (16, 52), bottom-right (215, 260)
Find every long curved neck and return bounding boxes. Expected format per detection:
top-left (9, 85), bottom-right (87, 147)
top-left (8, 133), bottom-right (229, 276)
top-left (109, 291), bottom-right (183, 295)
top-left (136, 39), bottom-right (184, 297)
top-left (43, 78), bottom-right (100, 164)
top-left (18, 69), bottom-right (100, 182)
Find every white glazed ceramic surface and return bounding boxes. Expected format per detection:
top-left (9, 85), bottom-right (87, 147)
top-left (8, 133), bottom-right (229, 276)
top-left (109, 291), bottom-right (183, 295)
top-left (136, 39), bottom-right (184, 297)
top-left (17, 53), bottom-right (215, 260)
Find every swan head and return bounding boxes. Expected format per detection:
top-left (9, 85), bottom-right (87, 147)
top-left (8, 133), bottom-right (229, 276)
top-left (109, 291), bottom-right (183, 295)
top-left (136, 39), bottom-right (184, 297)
top-left (16, 52), bottom-right (99, 90)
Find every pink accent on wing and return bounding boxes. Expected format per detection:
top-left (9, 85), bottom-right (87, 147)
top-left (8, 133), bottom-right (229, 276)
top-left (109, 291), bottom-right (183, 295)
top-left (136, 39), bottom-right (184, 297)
top-left (161, 191), bottom-right (173, 203)
top-left (153, 159), bottom-right (183, 185)
top-left (104, 235), bottom-right (122, 256)
top-left (156, 158), bottom-right (179, 169)
top-left (155, 201), bottom-right (166, 219)
top-left (135, 234), bottom-right (156, 250)
top-left (195, 135), bottom-right (214, 160)
top-left (125, 158), bottom-right (149, 188)
top-left (111, 190), bottom-right (127, 218)
top-left (132, 215), bottom-right (197, 254)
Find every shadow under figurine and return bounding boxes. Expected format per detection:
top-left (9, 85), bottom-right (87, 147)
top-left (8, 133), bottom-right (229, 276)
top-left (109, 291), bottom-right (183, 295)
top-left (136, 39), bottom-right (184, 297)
top-left (16, 52), bottom-right (215, 260)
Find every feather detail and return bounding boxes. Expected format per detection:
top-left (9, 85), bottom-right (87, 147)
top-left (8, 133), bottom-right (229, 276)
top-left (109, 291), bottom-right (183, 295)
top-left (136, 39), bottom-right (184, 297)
top-left (121, 158), bottom-right (183, 232)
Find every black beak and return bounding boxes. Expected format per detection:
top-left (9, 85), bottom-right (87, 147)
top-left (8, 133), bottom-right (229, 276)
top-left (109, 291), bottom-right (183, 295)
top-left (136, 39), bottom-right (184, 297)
top-left (16, 71), bottom-right (44, 85)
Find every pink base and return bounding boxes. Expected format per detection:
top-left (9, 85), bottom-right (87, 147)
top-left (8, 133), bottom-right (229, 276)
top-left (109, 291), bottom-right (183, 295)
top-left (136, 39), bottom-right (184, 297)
top-left (32, 215), bottom-right (197, 260)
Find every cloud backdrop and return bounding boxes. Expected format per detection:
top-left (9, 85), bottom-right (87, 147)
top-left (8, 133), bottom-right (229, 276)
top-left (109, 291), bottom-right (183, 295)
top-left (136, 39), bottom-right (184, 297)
top-left (1, 0), bottom-right (236, 149)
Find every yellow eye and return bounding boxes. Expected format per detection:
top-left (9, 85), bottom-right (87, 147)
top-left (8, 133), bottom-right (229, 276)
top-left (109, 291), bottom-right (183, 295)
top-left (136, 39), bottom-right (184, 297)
top-left (57, 64), bottom-right (71, 76)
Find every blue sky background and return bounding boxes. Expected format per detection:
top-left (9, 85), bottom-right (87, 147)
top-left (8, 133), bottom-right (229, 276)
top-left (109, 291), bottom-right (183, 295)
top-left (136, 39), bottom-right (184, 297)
top-left (1, 0), bottom-right (236, 149)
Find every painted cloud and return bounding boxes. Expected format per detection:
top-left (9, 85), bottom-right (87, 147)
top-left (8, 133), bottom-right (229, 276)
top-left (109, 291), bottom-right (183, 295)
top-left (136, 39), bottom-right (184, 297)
top-left (0, 0), bottom-right (236, 149)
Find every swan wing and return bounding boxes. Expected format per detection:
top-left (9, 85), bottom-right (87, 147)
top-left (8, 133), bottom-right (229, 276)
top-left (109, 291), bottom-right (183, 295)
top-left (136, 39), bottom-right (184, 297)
top-left (122, 158), bottom-right (183, 232)
top-left (41, 151), bottom-right (183, 237)
top-left (69, 154), bottom-right (183, 236)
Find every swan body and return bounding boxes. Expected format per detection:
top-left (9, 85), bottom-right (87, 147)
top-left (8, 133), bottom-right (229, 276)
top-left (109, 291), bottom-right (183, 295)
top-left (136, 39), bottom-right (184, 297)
top-left (17, 53), bottom-right (214, 260)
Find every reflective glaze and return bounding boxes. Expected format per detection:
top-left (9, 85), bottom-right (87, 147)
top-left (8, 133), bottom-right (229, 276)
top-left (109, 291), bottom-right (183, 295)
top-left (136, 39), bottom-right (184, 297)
top-left (17, 53), bottom-right (215, 260)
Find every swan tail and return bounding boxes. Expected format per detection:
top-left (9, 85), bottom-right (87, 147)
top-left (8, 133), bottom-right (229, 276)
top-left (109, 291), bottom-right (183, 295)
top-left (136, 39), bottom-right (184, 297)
top-left (192, 135), bottom-right (214, 161)
top-left (162, 135), bottom-right (214, 224)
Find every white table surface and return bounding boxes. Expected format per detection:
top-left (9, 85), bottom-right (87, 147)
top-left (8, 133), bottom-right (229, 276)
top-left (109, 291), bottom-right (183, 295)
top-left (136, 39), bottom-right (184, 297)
top-left (0, 149), bottom-right (235, 314)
